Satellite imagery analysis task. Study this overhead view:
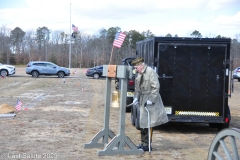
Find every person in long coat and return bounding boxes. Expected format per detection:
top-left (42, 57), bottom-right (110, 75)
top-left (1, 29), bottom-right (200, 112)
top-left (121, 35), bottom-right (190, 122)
top-left (132, 57), bottom-right (168, 151)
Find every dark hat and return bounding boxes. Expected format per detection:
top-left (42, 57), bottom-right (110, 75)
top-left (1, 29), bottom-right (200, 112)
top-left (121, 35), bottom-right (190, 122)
top-left (131, 57), bottom-right (144, 66)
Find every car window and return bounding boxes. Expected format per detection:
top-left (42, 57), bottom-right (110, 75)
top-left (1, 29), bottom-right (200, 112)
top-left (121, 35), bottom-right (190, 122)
top-left (126, 59), bottom-right (134, 66)
top-left (37, 63), bottom-right (46, 66)
top-left (46, 63), bottom-right (55, 67)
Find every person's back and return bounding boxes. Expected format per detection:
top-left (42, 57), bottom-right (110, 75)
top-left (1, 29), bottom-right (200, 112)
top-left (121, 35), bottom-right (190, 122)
top-left (131, 57), bottom-right (168, 152)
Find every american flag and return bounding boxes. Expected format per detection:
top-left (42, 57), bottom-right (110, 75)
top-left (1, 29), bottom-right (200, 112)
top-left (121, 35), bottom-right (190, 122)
top-left (15, 99), bottom-right (22, 111)
top-left (113, 32), bottom-right (126, 48)
top-left (72, 24), bottom-right (78, 32)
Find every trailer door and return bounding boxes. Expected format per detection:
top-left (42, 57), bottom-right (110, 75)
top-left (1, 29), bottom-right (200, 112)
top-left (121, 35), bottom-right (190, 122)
top-left (158, 43), bottom-right (228, 118)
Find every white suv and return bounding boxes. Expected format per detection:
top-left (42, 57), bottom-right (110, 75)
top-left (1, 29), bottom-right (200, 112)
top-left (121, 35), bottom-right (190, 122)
top-left (233, 67), bottom-right (240, 82)
top-left (0, 63), bottom-right (16, 76)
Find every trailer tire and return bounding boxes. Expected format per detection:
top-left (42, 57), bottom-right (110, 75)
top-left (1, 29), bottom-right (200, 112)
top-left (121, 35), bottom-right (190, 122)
top-left (217, 105), bottom-right (231, 131)
top-left (209, 123), bottom-right (218, 128)
top-left (131, 105), bottom-right (136, 126)
top-left (126, 97), bottom-right (132, 112)
top-left (135, 105), bottom-right (140, 130)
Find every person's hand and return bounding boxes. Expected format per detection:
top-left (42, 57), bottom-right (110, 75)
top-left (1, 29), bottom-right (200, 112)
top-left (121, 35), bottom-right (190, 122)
top-left (146, 100), bottom-right (153, 105)
top-left (133, 98), bottom-right (138, 105)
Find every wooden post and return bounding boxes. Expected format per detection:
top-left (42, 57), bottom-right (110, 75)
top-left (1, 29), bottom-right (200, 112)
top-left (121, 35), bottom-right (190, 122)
top-left (109, 46), bottom-right (114, 65)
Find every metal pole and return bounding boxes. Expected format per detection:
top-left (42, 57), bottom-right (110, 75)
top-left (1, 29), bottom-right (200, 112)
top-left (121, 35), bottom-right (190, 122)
top-left (144, 102), bottom-right (151, 153)
top-left (69, 3), bottom-right (71, 69)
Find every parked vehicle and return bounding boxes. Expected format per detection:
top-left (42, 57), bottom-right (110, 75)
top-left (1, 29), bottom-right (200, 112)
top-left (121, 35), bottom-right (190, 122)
top-left (130, 37), bottom-right (232, 131)
top-left (115, 58), bottom-right (136, 112)
top-left (0, 63), bottom-right (15, 76)
top-left (26, 61), bottom-right (70, 78)
top-left (85, 65), bottom-right (104, 79)
top-left (233, 67), bottom-right (240, 82)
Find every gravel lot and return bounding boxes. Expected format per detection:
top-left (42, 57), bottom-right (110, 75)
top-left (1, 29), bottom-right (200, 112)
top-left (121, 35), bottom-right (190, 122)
top-left (0, 67), bottom-right (239, 160)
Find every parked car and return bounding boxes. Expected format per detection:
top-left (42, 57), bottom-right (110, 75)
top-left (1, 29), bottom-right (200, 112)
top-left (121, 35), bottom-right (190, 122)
top-left (26, 61), bottom-right (70, 78)
top-left (233, 67), bottom-right (240, 82)
top-left (85, 65), bottom-right (103, 79)
top-left (0, 63), bottom-right (15, 76)
top-left (115, 57), bottom-right (136, 112)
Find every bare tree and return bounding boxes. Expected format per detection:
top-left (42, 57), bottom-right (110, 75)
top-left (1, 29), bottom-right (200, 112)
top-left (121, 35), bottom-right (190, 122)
top-left (0, 25), bottom-right (11, 64)
top-left (72, 32), bottom-right (91, 68)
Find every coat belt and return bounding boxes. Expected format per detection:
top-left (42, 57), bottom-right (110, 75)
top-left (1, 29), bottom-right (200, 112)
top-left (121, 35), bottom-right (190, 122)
top-left (140, 91), bottom-right (151, 95)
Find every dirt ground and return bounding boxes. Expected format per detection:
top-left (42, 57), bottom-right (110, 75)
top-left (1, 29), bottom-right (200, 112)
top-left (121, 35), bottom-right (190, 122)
top-left (0, 67), bottom-right (239, 160)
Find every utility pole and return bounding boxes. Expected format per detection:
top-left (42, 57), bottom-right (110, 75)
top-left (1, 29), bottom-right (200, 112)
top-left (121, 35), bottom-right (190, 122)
top-left (69, 3), bottom-right (71, 68)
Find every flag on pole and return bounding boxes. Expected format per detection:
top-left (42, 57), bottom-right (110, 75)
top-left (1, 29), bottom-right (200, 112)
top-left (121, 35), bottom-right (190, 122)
top-left (15, 99), bottom-right (22, 111)
top-left (72, 24), bottom-right (78, 32)
top-left (113, 32), bottom-right (126, 48)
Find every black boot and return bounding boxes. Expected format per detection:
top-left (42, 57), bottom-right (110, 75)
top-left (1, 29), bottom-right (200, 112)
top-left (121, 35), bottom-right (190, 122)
top-left (136, 144), bottom-right (143, 149)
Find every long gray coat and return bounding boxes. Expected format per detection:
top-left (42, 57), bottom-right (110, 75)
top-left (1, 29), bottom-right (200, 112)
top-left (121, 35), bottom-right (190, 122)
top-left (135, 65), bottom-right (168, 128)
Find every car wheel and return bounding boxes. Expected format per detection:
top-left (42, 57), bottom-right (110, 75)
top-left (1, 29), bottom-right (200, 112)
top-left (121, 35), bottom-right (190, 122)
top-left (93, 73), bottom-right (99, 79)
top-left (0, 69), bottom-right (8, 77)
top-left (32, 71), bottom-right (39, 78)
top-left (58, 71), bottom-right (65, 78)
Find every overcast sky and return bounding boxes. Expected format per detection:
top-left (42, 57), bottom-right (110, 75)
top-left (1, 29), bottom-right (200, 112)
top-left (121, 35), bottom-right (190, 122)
top-left (0, 0), bottom-right (240, 38)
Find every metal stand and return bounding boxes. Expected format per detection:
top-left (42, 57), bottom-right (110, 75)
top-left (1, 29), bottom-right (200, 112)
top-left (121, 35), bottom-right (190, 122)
top-left (84, 77), bottom-right (116, 148)
top-left (84, 65), bottom-right (143, 155)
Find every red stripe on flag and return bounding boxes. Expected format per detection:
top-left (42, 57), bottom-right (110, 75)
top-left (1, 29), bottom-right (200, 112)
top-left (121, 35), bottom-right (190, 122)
top-left (113, 32), bottom-right (126, 48)
top-left (15, 100), bottom-right (22, 111)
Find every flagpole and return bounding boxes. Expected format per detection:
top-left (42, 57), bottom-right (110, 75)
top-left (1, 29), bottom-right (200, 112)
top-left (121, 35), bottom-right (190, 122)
top-left (109, 46), bottom-right (114, 65)
top-left (69, 3), bottom-right (72, 69)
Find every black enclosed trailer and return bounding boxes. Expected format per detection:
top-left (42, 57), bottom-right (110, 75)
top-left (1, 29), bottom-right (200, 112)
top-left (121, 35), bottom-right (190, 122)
top-left (134, 37), bottom-right (233, 130)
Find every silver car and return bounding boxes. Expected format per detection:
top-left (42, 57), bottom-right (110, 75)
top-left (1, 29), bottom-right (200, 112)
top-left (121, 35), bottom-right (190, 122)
top-left (26, 61), bottom-right (70, 78)
top-left (233, 67), bottom-right (240, 82)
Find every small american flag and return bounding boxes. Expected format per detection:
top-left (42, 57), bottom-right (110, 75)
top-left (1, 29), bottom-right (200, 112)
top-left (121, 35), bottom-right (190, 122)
top-left (72, 24), bottom-right (78, 32)
top-left (113, 32), bottom-right (126, 48)
top-left (15, 99), bottom-right (22, 111)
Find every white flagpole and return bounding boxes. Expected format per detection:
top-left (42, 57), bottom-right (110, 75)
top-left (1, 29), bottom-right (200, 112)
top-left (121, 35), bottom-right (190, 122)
top-left (69, 3), bottom-right (72, 69)
top-left (109, 46), bottom-right (114, 65)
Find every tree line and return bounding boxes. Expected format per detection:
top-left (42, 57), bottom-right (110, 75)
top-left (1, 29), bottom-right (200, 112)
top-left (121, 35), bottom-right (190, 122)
top-left (0, 25), bottom-right (239, 69)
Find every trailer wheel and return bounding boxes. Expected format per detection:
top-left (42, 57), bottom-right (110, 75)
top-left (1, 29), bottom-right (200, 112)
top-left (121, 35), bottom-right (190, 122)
top-left (131, 105), bottom-right (136, 126)
top-left (217, 105), bottom-right (231, 131)
top-left (209, 123), bottom-right (218, 128)
top-left (126, 97), bottom-right (132, 112)
top-left (207, 128), bottom-right (240, 160)
top-left (135, 105), bottom-right (140, 130)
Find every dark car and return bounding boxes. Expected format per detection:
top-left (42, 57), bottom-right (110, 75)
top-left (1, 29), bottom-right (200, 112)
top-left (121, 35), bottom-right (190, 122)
top-left (233, 67), bottom-right (240, 82)
top-left (116, 57), bottom-right (136, 112)
top-left (85, 65), bottom-right (103, 79)
top-left (26, 61), bottom-right (70, 78)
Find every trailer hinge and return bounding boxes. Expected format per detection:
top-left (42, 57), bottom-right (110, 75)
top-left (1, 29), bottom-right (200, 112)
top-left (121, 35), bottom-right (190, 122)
top-left (223, 59), bottom-right (230, 65)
